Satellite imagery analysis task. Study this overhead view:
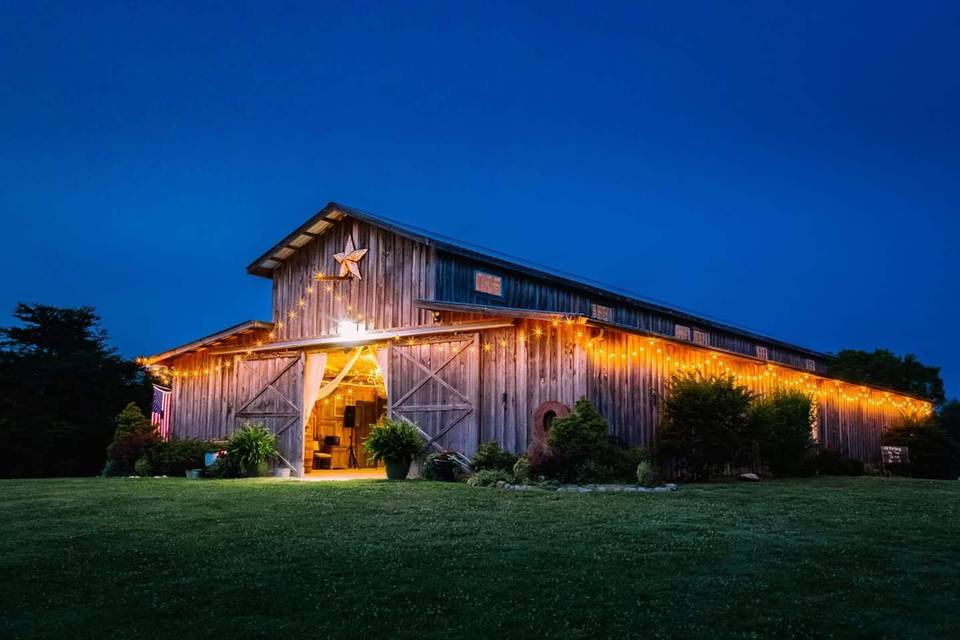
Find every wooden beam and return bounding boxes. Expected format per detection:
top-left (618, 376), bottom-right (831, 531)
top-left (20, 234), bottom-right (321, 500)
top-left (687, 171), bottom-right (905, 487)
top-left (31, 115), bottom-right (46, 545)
top-left (209, 319), bottom-right (514, 356)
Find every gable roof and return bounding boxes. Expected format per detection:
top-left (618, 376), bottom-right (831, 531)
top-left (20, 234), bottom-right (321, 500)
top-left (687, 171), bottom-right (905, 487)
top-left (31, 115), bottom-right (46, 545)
top-left (146, 320), bottom-right (273, 364)
top-left (247, 201), bottom-right (830, 361)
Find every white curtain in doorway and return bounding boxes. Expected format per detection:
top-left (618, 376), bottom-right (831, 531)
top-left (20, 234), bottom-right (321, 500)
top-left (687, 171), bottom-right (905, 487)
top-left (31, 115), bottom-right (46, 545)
top-left (370, 344), bottom-right (389, 399)
top-left (302, 351), bottom-right (328, 430)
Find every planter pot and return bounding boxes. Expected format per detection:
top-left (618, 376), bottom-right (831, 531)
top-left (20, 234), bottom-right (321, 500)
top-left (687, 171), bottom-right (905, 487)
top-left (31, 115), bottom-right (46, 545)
top-left (385, 458), bottom-right (412, 480)
top-left (184, 469), bottom-right (202, 479)
top-left (274, 467), bottom-right (291, 479)
top-left (244, 461), bottom-right (269, 478)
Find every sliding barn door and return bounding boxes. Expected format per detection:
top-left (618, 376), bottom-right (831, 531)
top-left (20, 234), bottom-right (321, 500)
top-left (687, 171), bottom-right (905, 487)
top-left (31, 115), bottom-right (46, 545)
top-left (234, 353), bottom-right (304, 476)
top-left (388, 334), bottom-right (480, 458)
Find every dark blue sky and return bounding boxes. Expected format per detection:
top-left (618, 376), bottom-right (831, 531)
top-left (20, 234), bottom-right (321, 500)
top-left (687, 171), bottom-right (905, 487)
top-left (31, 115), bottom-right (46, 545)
top-left (2, 2), bottom-right (958, 397)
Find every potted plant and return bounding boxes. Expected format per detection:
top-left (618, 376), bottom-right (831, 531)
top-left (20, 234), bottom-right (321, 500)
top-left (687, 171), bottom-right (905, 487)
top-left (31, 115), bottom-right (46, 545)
top-left (226, 422), bottom-right (279, 477)
top-left (363, 417), bottom-right (423, 480)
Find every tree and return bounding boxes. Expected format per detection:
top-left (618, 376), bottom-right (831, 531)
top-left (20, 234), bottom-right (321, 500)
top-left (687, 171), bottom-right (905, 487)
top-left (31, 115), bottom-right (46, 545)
top-left (883, 415), bottom-right (957, 480)
top-left (105, 403), bottom-right (160, 475)
top-left (0, 303), bottom-right (152, 477)
top-left (827, 349), bottom-right (944, 405)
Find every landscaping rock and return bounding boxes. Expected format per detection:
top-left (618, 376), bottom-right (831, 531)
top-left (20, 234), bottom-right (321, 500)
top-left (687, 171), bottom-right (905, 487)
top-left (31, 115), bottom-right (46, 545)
top-left (665, 483), bottom-right (678, 491)
top-left (740, 473), bottom-right (761, 481)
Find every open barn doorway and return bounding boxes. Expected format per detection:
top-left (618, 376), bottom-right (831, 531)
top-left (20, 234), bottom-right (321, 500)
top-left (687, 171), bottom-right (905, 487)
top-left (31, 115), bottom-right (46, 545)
top-left (301, 345), bottom-right (388, 477)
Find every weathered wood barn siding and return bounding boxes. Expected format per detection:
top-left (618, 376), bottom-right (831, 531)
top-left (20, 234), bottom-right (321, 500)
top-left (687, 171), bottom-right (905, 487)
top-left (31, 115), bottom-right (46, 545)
top-left (433, 251), bottom-right (828, 374)
top-left (271, 219), bottom-right (437, 341)
top-left (152, 204), bottom-right (929, 472)
top-left (470, 321), bottom-right (916, 463)
top-left (163, 329), bottom-right (307, 475)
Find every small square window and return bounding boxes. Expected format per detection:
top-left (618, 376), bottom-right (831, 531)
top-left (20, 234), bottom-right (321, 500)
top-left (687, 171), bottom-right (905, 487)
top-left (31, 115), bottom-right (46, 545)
top-left (474, 271), bottom-right (502, 296)
top-left (591, 304), bottom-right (613, 322)
top-left (674, 325), bottom-right (691, 341)
top-left (755, 345), bottom-right (769, 360)
top-left (804, 358), bottom-right (817, 372)
top-left (692, 329), bottom-right (709, 346)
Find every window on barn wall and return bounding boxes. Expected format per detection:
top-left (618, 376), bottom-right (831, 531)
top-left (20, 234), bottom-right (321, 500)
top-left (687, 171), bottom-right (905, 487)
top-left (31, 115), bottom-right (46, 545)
top-left (591, 303), bottom-right (613, 322)
top-left (474, 271), bottom-right (502, 297)
top-left (674, 325), bottom-right (691, 341)
top-left (755, 345), bottom-right (769, 360)
top-left (692, 329), bottom-right (709, 346)
top-left (804, 358), bottom-right (817, 372)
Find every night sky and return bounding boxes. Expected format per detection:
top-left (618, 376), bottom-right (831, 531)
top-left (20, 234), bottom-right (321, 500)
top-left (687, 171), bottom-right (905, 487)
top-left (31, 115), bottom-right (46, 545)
top-left (1, 2), bottom-right (958, 398)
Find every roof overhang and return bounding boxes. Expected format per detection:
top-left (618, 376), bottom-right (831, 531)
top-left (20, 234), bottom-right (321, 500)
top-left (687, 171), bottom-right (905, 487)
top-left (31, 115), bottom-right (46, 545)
top-left (208, 319), bottom-right (515, 356)
top-left (146, 320), bottom-right (274, 364)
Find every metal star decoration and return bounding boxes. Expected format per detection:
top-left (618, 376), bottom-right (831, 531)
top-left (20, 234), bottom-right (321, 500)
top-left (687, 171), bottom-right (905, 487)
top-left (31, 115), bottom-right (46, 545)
top-left (333, 236), bottom-right (368, 279)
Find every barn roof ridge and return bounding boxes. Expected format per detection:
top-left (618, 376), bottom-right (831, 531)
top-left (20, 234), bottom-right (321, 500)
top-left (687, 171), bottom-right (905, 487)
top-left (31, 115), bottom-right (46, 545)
top-left (247, 201), bottom-right (830, 360)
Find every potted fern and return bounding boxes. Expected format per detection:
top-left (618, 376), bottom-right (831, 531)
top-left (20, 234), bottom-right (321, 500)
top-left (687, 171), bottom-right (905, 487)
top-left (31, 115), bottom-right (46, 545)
top-left (363, 417), bottom-right (423, 480)
top-left (226, 422), bottom-right (279, 477)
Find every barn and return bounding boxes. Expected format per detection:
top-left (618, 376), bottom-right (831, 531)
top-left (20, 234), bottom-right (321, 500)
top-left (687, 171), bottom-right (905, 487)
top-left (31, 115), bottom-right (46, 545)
top-left (145, 202), bottom-right (932, 477)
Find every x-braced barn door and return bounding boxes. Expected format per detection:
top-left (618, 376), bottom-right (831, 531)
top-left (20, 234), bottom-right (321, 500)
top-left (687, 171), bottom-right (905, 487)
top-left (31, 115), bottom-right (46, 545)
top-left (388, 334), bottom-right (480, 463)
top-left (235, 352), bottom-right (304, 476)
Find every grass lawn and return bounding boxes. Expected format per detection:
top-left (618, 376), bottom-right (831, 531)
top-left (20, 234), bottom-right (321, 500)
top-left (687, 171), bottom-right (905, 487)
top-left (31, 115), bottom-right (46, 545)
top-left (1, 477), bottom-right (958, 640)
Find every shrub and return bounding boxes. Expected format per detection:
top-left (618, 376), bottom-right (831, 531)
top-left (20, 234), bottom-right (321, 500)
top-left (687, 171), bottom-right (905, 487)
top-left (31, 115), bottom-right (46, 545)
top-left (105, 403), bottom-right (160, 475)
top-left (883, 416), bottom-right (957, 479)
top-left (207, 454), bottom-right (240, 479)
top-left (226, 422), bottom-right (278, 476)
top-left (472, 441), bottom-right (517, 472)
top-left (419, 451), bottom-right (463, 482)
top-left (572, 459), bottom-right (616, 483)
top-left (532, 398), bottom-right (610, 482)
top-left (134, 457), bottom-right (152, 476)
top-left (512, 457), bottom-right (531, 484)
top-left (749, 389), bottom-right (814, 476)
top-left (657, 373), bottom-right (754, 480)
top-left (147, 438), bottom-right (218, 477)
top-left (363, 417), bottom-right (422, 464)
top-left (466, 469), bottom-right (513, 487)
top-left (810, 448), bottom-right (863, 476)
top-left (636, 461), bottom-right (657, 486)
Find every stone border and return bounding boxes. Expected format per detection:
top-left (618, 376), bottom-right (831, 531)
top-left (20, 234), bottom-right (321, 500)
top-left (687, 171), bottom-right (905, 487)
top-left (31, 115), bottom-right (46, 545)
top-left (493, 480), bottom-right (678, 494)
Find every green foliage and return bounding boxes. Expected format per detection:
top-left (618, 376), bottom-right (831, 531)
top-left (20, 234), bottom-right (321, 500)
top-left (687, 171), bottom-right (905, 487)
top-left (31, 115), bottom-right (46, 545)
top-left (532, 397), bottom-right (611, 482)
top-left (419, 451), bottom-right (463, 482)
top-left (466, 468), bottom-right (513, 487)
top-left (471, 441), bottom-right (517, 472)
top-left (574, 459), bottom-right (616, 483)
top-left (657, 372), bottom-right (754, 480)
top-left (105, 403), bottom-right (160, 475)
top-left (548, 398), bottom-right (609, 462)
top-left (226, 423), bottom-right (278, 476)
top-left (363, 417), bottom-right (422, 463)
top-left (883, 416), bottom-right (957, 479)
top-left (748, 389), bottom-right (814, 476)
top-left (809, 448), bottom-right (864, 476)
top-left (525, 399), bottom-right (647, 483)
top-left (207, 455), bottom-right (240, 479)
top-left (636, 461), bottom-right (657, 486)
top-left (147, 438), bottom-right (219, 477)
top-left (828, 348), bottom-right (944, 405)
top-left (133, 457), bottom-right (152, 476)
top-left (0, 303), bottom-right (152, 477)
top-left (512, 456), bottom-right (531, 483)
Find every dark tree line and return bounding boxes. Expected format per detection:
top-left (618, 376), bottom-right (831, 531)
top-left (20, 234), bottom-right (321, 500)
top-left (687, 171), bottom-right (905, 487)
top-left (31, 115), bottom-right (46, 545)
top-left (828, 348), bottom-right (945, 405)
top-left (0, 304), bottom-right (152, 477)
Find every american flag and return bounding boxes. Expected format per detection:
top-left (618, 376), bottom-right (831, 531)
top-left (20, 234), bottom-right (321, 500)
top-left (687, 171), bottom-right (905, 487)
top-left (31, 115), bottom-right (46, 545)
top-left (151, 385), bottom-right (172, 440)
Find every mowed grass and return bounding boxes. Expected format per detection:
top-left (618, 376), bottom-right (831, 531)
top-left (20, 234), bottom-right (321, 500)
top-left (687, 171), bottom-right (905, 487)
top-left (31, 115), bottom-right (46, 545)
top-left (1, 477), bottom-right (959, 640)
